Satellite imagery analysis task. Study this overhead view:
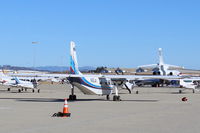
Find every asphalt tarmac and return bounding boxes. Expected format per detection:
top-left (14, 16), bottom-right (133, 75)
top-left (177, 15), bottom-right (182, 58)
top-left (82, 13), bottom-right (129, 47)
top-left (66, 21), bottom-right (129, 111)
top-left (0, 84), bottom-right (200, 133)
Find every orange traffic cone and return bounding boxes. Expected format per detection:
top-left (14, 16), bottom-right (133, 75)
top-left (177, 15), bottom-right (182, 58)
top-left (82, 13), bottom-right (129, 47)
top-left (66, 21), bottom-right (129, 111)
top-left (63, 99), bottom-right (71, 117)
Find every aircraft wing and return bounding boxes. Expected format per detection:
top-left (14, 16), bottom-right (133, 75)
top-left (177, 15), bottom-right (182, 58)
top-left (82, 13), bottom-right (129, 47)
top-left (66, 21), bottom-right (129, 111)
top-left (68, 74), bottom-right (182, 80)
top-left (138, 64), bottom-right (158, 68)
top-left (10, 73), bottom-right (184, 82)
top-left (165, 64), bottom-right (184, 69)
top-left (10, 73), bottom-right (67, 77)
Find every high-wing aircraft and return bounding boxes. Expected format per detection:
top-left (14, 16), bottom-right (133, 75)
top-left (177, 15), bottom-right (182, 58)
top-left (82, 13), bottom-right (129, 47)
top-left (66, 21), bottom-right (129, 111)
top-left (138, 48), bottom-right (184, 76)
top-left (0, 73), bottom-right (38, 93)
top-left (67, 41), bottom-right (181, 101)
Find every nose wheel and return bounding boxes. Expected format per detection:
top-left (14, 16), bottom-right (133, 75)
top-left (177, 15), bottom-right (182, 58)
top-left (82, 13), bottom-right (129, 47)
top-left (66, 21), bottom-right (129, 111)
top-left (69, 95), bottom-right (77, 100)
top-left (68, 84), bottom-right (77, 101)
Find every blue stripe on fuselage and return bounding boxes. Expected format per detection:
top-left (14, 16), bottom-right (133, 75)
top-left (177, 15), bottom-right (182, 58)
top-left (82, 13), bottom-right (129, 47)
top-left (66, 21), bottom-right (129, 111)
top-left (70, 56), bottom-right (78, 74)
top-left (69, 77), bottom-right (112, 90)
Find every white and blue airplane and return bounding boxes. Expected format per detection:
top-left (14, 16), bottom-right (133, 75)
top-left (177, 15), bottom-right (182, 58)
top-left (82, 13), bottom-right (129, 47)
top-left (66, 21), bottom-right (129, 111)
top-left (0, 73), bottom-right (38, 93)
top-left (67, 41), bottom-right (181, 101)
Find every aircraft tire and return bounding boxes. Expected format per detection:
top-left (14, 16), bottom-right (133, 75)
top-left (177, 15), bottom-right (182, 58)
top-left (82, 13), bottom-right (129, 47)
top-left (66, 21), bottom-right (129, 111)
top-left (69, 95), bottom-right (77, 100)
top-left (113, 96), bottom-right (121, 101)
top-left (73, 95), bottom-right (77, 100)
top-left (136, 90), bottom-right (139, 94)
top-left (32, 89), bottom-right (35, 93)
top-left (113, 96), bottom-right (117, 101)
top-left (18, 89), bottom-right (21, 93)
top-left (106, 95), bottom-right (110, 100)
top-left (7, 88), bottom-right (10, 91)
top-left (179, 90), bottom-right (182, 94)
top-left (38, 89), bottom-right (40, 93)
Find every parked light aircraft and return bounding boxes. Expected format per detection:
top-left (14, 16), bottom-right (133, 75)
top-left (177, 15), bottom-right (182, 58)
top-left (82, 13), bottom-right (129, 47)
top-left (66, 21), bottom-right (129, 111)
top-left (67, 41), bottom-right (181, 101)
top-left (169, 77), bottom-right (200, 93)
top-left (138, 48), bottom-right (183, 76)
top-left (0, 73), bottom-right (39, 93)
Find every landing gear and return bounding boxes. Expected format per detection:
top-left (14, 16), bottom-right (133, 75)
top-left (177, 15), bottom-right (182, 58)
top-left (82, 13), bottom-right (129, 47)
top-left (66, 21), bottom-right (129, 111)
top-left (106, 95), bottom-right (110, 100)
top-left (124, 83), bottom-right (131, 94)
top-left (193, 89), bottom-right (195, 93)
top-left (113, 85), bottom-right (121, 101)
top-left (136, 90), bottom-right (139, 94)
top-left (32, 89), bottom-right (35, 93)
top-left (7, 88), bottom-right (10, 91)
top-left (38, 89), bottom-right (40, 93)
top-left (179, 90), bottom-right (182, 94)
top-left (68, 84), bottom-right (77, 101)
top-left (18, 89), bottom-right (21, 93)
top-left (113, 95), bottom-right (121, 101)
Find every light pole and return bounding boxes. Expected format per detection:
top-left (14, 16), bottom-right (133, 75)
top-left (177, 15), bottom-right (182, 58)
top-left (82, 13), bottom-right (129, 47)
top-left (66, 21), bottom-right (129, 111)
top-left (32, 42), bottom-right (39, 69)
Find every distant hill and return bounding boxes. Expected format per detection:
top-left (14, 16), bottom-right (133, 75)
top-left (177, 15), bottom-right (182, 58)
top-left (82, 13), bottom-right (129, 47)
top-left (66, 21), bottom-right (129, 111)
top-left (0, 65), bottom-right (96, 72)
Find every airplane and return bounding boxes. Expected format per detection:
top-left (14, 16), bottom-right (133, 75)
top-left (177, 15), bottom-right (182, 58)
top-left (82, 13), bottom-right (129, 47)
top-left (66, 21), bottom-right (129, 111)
top-left (169, 77), bottom-right (200, 93)
top-left (67, 41), bottom-right (181, 101)
top-left (0, 72), bottom-right (39, 93)
top-left (137, 48), bottom-right (183, 76)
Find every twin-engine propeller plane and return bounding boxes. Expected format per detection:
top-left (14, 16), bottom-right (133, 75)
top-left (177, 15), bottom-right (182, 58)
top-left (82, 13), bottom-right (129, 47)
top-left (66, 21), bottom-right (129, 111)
top-left (67, 41), bottom-right (180, 101)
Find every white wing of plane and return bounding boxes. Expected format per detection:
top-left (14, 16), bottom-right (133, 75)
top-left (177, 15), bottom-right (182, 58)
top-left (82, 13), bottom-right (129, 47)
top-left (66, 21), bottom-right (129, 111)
top-left (165, 64), bottom-right (184, 69)
top-left (138, 64), bottom-right (158, 68)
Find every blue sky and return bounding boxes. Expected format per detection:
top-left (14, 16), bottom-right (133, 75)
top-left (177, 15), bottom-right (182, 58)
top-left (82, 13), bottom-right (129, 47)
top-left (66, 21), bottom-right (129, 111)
top-left (0, 0), bottom-right (200, 69)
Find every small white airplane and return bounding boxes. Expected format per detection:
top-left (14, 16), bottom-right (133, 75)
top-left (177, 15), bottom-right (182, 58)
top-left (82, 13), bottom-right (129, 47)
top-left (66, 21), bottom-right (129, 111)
top-left (169, 77), bottom-right (200, 93)
top-left (138, 48), bottom-right (183, 76)
top-left (67, 41), bottom-right (181, 101)
top-left (0, 73), bottom-right (39, 93)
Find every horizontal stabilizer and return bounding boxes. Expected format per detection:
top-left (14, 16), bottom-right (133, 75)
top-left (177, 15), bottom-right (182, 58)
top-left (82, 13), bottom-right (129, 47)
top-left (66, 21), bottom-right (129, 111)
top-left (138, 64), bottom-right (158, 68)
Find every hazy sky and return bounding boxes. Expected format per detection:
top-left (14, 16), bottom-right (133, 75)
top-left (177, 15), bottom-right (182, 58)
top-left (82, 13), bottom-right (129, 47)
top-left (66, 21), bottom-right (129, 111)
top-left (0, 0), bottom-right (200, 69)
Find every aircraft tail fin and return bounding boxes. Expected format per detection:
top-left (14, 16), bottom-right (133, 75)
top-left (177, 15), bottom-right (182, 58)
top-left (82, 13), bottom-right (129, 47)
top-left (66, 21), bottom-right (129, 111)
top-left (14, 77), bottom-right (21, 84)
top-left (158, 48), bottom-right (164, 65)
top-left (69, 41), bottom-right (82, 75)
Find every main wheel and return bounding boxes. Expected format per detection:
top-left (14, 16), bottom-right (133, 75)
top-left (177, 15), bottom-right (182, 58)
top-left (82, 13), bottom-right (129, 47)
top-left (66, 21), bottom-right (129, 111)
top-left (113, 96), bottom-right (121, 101)
top-left (113, 95), bottom-right (117, 101)
top-left (106, 95), bottom-right (110, 100)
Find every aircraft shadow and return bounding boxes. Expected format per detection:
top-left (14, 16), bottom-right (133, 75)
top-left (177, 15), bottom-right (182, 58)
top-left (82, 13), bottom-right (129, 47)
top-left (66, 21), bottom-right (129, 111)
top-left (0, 98), bottom-right (64, 102)
top-left (0, 98), bottom-right (107, 102)
top-left (0, 97), bottom-right (158, 102)
top-left (121, 99), bottom-right (159, 102)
